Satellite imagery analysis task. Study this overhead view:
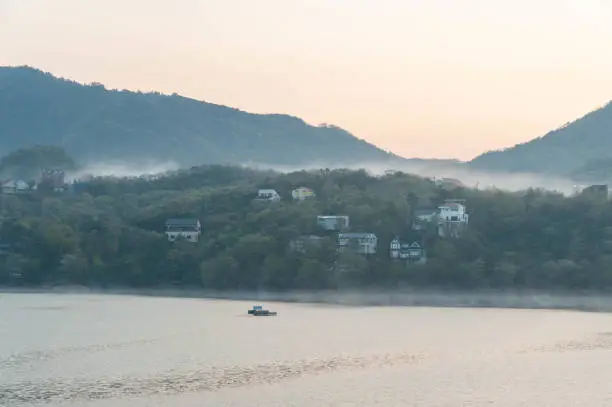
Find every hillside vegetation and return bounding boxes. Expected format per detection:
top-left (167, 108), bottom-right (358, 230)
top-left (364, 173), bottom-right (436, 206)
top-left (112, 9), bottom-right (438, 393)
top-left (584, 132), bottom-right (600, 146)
top-left (1, 152), bottom-right (612, 291)
top-left (469, 102), bottom-right (612, 176)
top-left (0, 66), bottom-right (399, 167)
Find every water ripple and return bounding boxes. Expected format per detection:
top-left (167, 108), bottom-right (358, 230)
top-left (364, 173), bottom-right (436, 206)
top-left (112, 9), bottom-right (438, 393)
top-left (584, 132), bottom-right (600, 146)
top-left (0, 338), bottom-right (162, 370)
top-left (0, 351), bottom-right (426, 404)
top-left (517, 333), bottom-right (612, 354)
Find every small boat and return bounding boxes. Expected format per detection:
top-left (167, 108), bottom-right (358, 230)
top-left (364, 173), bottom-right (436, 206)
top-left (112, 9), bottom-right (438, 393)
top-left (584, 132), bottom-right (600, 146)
top-left (248, 305), bottom-right (277, 316)
top-left (247, 305), bottom-right (261, 314)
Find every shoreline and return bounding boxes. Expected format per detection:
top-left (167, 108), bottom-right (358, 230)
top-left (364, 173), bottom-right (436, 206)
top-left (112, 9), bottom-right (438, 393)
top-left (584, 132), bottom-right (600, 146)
top-left (2, 286), bottom-right (612, 313)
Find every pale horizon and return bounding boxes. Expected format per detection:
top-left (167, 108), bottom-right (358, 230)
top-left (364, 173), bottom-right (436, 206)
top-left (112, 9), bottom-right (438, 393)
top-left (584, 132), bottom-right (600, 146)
top-left (2, 0), bottom-right (612, 161)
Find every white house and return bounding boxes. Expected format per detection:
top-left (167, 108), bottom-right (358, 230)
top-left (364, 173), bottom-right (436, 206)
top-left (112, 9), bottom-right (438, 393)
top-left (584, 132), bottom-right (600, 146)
top-left (256, 189), bottom-right (281, 201)
top-left (2, 180), bottom-right (30, 194)
top-left (338, 232), bottom-right (377, 254)
top-left (291, 187), bottom-right (315, 200)
top-left (437, 202), bottom-right (469, 238)
top-left (165, 218), bottom-right (201, 242)
top-left (317, 215), bottom-right (350, 231)
top-left (437, 202), bottom-right (468, 223)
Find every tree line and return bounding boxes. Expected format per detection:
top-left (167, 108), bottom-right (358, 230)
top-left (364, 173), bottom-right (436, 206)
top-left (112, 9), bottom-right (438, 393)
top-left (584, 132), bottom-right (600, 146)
top-left (1, 162), bottom-right (611, 292)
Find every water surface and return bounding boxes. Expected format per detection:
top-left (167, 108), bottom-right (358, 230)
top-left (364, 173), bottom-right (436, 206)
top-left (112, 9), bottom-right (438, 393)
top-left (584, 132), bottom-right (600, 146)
top-left (1, 293), bottom-right (612, 406)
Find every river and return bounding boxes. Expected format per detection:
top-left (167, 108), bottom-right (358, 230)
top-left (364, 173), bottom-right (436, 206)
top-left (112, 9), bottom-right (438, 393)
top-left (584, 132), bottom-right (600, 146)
top-left (1, 293), bottom-right (612, 406)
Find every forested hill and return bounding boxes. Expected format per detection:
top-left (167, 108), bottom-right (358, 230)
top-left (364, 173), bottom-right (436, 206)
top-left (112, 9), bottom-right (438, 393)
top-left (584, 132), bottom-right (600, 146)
top-left (0, 66), bottom-right (401, 167)
top-left (468, 101), bottom-right (612, 176)
top-left (1, 159), bottom-right (612, 291)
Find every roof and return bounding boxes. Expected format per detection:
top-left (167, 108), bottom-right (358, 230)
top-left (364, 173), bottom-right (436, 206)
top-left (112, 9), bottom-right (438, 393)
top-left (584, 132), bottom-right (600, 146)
top-left (165, 218), bottom-right (200, 226)
top-left (2, 180), bottom-right (28, 188)
top-left (584, 184), bottom-right (608, 190)
top-left (295, 234), bottom-right (325, 241)
top-left (414, 208), bottom-right (436, 216)
top-left (396, 240), bottom-right (422, 248)
top-left (441, 177), bottom-right (464, 186)
top-left (339, 233), bottom-right (377, 239)
top-left (439, 203), bottom-right (464, 208)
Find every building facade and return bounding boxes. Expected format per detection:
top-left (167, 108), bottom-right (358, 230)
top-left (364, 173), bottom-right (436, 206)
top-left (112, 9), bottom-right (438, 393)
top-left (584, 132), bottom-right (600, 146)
top-left (256, 189), bottom-right (281, 201)
top-left (165, 218), bottom-right (202, 242)
top-left (292, 187), bottom-right (315, 200)
top-left (390, 238), bottom-right (426, 263)
top-left (1, 180), bottom-right (30, 194)
top-left (317, 215), bottom-right (350, 231)
top-left (40, 169), bottom-right (67, 192)
top-left (437, 202), bottom-right (469, 238)
top-left (338, 232), bottom-right (377, 254)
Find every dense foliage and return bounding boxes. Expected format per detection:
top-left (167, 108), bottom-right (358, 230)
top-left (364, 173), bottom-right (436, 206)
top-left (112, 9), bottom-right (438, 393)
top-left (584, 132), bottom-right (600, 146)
top-left (0, 145), bottom-right (77, 180)
top-left (1, 164), bottom-right (612, 291)
top-left (0, 66), bottom-right (399, 167)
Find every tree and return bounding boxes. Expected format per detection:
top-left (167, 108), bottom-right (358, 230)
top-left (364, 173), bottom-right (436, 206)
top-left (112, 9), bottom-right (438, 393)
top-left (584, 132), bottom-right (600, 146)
top-left (0, 159), bottom-right (609, 292)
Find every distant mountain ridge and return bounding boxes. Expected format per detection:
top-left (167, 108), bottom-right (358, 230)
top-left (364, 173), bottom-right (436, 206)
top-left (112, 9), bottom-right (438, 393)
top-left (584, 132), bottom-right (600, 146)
top-left (0, 66), bottom-right (406, 168)
top-left (7, 65), bottom-right (610, 181)
top-left (468, 102), bottom-right (612, 177)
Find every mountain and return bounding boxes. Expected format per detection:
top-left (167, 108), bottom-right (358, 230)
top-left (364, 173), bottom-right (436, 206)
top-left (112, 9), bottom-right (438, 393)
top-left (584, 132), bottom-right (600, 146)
top-left (0, 66), bottom-right (405, 168)
top-left (569, 157), bottom-right (612, 184)
top-left (468, 102), bottom-right (612, 176)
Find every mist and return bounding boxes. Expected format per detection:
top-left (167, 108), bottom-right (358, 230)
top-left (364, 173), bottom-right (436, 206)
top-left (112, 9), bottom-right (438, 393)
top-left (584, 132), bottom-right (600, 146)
top-left (242, 159), bottom-right (578, 195)
top-left (67, 160), bottom-right (180, 181)
top-left (65, 156), bottom-right (581, 196)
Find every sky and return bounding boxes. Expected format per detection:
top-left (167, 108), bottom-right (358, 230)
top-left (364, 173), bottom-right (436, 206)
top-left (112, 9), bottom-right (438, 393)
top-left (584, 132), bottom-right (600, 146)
top-left (2, 0), bottom-right (612, 161)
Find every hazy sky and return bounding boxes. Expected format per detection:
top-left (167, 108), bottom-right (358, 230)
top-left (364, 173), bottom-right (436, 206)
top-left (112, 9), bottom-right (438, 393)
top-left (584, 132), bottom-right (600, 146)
top-left (2, 0), bottom-right (612, 160)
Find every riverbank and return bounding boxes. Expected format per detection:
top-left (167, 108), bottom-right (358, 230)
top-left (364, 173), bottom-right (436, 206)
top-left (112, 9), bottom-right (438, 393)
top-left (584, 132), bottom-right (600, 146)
top-left (2, 286), bottom-right (611, 313)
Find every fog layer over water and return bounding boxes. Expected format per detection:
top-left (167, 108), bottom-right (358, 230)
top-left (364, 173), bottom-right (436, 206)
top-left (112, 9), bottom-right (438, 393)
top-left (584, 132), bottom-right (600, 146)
top-left (2, 293), bottom-right (612, 406)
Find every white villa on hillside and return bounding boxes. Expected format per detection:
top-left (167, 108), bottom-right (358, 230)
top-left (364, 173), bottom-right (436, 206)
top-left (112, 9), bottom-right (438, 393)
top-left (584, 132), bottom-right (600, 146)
top-left (165, 218), bottom-right (201, 242)
top-left (437, 201), bottom-right (469, 238)
top-left (1, 180), bottom-right (30, 194)
top-left (317, 215), bottom-right (350, 231)
top-left (292, 187), bottom-right (315, 200)
top-left (338, 233), bottom-right (377, 254)
top-left (256, 189), bottom-right (281, 201)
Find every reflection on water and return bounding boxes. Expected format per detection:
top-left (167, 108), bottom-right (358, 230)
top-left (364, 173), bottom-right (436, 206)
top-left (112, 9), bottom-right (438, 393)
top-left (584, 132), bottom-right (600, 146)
top-left (2, 293), bottom-right (612, 407)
